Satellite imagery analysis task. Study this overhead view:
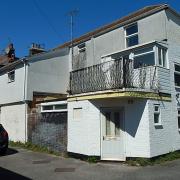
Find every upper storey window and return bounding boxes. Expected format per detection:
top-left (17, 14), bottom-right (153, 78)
top-left (174, 64), bottom-right (180, 87)
top-left (72, 43), bottom-right (86, 70)
top-left (8, 70), bottom-right (15, 83)
top-left (158, 47), bottom-right (167, 67)
top-left (125, 23), bottom-right (139, 47)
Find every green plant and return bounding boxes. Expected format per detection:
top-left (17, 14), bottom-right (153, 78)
top-left (87, 156), bottom-right (98, 163)
top-left (9, 141), bottom-right (61, 156)
top-left (127, 151), bottom-right (180, 166)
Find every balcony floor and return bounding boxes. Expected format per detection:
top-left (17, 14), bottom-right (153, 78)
top-left (68, 88), bottom-right (171, 102)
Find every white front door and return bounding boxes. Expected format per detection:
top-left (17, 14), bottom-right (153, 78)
top-left (101, 108), bottom-right (125, 161)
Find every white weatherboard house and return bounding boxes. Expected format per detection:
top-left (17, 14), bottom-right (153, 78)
top-left (61, 4), bottom-right (180, 160)
top-left (0, 47), bottom-right (69, 142)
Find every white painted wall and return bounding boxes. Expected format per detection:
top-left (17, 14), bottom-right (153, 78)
top-left (72, 10), bottom-right (167, 68)
top-left (0, 49), bottom-right (69, 105)
top-left (68, 8), bottom-right (180, 159)
top-left (147, 43), bottom-right (180, 156)
top-left (146, 39), bottom-right (180, 157)
top-left (68, 98), bottom-right (150, 158)
top-left (138, 10), bottom-right (167, 43)
top-left (148, 99), bottom-right (179, 157)
top-left (0, 65), bottom-right (25, 105)
top-left (26, 49), bottom-right (69, 101)
top-left (68, 100), bottom-right (100, 156)
top-left (0, 103), bottom-right (27, 142)
top-left (166, 10), bottom-right (180, 44)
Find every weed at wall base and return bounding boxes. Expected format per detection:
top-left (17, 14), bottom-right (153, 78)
top-left (9, 141), bottom-right (65, 157)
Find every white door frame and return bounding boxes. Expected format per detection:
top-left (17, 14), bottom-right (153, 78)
top-left (100, 107), bottom-right (126, 161)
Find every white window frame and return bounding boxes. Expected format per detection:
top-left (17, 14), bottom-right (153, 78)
top-left (134, 47), bottom-right (154, 58)
top-left (157, 47), bottom-right (167, 68)
top-left (125, 23), bottom-right (139, 48)
top-left (133, 46), bottom-right (155, 69)
top-left (8, 70), bottom-right (15, 83)
top-left (41, 101), bottom-right (67, 113)
top-left (174, 63), bottom-right (180, 88)
top-left (73, 107), bottom-right (82, 120)
top-left (154, 104), bottom-right (161, 126)
top-left (177, 109), bottom-right (180, 131)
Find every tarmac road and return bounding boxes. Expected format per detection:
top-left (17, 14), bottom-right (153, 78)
top-left (0, 147), bottom-right (180, 180)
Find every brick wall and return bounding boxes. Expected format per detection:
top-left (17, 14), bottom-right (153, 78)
top-left (28, 111), bottom-right (67, 153)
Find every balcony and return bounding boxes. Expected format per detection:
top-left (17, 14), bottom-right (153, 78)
top-left (69, 59), bottom-right (170, 95)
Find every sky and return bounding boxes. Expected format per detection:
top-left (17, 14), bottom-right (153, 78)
top-left (0, 0), bottom-right (179, 57)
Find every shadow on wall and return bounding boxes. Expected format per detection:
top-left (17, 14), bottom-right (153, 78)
top-left (125, 100), bottom-right (146, 137)
top-left (90, 98), bottom-right (146, 138)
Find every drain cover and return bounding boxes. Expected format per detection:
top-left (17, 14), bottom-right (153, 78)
top-left (54, 168), bottom-right (75, 172)
top-left (32, 160), bottom-right (51, 164)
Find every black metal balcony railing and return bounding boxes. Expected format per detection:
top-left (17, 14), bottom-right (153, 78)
top-left (69, 59), bottom-right (159, 95)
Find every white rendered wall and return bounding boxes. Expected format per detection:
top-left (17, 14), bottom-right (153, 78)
top-left (148, 99), bottom-right (178, 157)
top-left (68, 100), bottom-right (100, 156)
top-left (0, 65), bottom-right (25, 105)
top-left (71, 11), bottom-right (167, 68)
top-left (68, 98), bottom-right (150, 158)
top-left (26, 50), bottom-right (69, 101)
top-left (0, 103), bottom-right (27, 142)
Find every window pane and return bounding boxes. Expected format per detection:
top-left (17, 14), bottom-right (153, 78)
top-left (127, 35), bottom-right (139, 47)
top-left (134, 52), bottom-right (155, 68)
top-left (162, 49), bottom-right (166, 67)
top-left (114, 112), bottom-right (120, 136)
top-left (154, 114), bottom-right (159, 124)
top-left (54, 104), bottom-right (67, 110)
top-left (126, 24), bottom-right (138, 36)
top-left (105, 112), bottom-right (111, 136)
top-left (134, 47), bottom-right (153, 56)
top-left (175, 64), bottom-right (180, 72)
top-left (158, 48), bottom-right (162, 65)
top-left (175, 73), bottom-right (180, 86)
top-left (78, 43), bottom-right (85, 49)
top-left (43, 105), bottom-right (53, 111)
top-left (73, 108), bottom-right (82, 119)
top-left (154, 106), bottom-right (159, 112)
top-left (178, 117), bottom-right (180, 129)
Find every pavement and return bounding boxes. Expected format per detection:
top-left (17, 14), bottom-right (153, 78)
top-left (0, 147), bottom-right (180, 180)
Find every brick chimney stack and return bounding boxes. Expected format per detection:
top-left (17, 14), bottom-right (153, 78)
top-left (0, 43), bottom-right (16, 67)
top-left (5, 43), bottom-right (15, 63)
top-left (29, 43), bottom-right (45, 56)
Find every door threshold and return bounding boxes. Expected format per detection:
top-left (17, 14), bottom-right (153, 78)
top-left (101, 157), bottom-right (126, 161)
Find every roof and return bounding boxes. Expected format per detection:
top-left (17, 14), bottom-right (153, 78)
top-left (0, 60), bottom-right (23, 74)
top-left (55, 4), bottom-right (169, 50)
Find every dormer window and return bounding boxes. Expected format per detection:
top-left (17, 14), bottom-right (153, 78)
top-left (125, 23), bottom-right (139, 47)
top-left (78, 43), bottom-right (86, 53)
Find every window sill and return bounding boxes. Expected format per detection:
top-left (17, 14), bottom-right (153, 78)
top-left (154, 124), bottom-right (163, 129)
top-left (8, 81), bottom-right (15, 83)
